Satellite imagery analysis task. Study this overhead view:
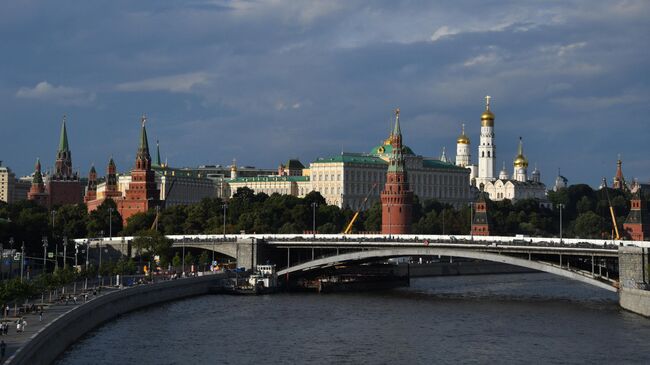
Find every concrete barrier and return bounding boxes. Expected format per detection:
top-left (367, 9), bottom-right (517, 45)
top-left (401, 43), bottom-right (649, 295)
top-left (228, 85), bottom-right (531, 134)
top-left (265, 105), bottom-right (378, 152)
top-left (8, 274), bottom-right (224, 365)
top-left (620, 287), bottom-right (650, 318)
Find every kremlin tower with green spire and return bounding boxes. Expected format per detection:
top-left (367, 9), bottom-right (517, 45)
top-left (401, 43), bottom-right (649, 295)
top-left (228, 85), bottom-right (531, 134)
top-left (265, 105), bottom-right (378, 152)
top-left (29, 116), bottom-right (83, 208)
top-left (380, 108), bottom-right (413, 234)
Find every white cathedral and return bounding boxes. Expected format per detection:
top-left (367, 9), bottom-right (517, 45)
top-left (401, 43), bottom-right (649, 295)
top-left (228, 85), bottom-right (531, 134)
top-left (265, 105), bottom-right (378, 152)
top-left (455, 96), bottom-right (549, 205)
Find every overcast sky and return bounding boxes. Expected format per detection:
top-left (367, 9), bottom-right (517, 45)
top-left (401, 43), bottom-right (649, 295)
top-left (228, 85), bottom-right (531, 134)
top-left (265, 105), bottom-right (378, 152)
top-left (1, 0), bottom-right (649, 188)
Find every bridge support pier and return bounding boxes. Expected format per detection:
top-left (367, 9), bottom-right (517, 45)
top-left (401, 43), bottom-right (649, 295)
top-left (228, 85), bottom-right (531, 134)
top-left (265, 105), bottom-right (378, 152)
top-left (618, 246), bottom-right (650, 317)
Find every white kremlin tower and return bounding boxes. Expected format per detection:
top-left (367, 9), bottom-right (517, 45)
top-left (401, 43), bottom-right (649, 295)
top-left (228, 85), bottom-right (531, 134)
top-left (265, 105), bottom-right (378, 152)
top-left (476, 95), bottom-right (496, 187)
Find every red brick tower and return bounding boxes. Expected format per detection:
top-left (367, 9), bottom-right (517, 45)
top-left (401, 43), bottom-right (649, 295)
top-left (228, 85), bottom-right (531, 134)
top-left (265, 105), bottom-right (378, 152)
top-left (624, 189), bottom-right (649, 240)
top-left (106, 157), bottom-right (121, 196)
top-left (27, 158), bottom-right (49, 206)
top-left (84, 165), bottom-right (97, 203)
top-left (381, 109), bottom-right (413, 234)
top-left (118, 116), bottom-right (160, 225)
top-left (47, 116), bottom-right (83, 207)
top-left (471, 192), bottom-right (491, 236)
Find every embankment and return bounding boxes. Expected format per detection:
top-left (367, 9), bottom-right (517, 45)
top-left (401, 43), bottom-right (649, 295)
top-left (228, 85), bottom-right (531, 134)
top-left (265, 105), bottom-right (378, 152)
top-left (8, 274), bottom-right (224, 365)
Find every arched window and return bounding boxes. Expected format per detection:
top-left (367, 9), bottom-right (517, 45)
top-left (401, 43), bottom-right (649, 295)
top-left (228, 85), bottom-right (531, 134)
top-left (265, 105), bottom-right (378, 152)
top-left (481, 152), bottom-right (485, 157)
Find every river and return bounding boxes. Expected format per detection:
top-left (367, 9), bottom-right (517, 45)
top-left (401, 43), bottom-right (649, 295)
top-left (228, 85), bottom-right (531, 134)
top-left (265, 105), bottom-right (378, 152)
top-left (57, 273), bottom-right (650, 364)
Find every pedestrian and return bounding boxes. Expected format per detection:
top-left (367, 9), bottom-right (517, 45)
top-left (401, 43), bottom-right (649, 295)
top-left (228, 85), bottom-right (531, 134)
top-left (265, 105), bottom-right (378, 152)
top-left (73, 296), bottom-right (77, 304)
top-left (4, 322), bottom-right (8, 335)
top-left (15, 319), bottom-right (20, 333)
top-left (39, 311), bottom-right (43, 322)
top-left (21, 319), bottom-right (26, 331)
top-left (1, 340), bottom-right (6, 359)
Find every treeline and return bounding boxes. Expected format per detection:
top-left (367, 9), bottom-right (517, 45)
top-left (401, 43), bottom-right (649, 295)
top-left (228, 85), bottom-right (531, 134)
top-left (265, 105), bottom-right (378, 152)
top-left (0, 184), bottom-right (644, 259)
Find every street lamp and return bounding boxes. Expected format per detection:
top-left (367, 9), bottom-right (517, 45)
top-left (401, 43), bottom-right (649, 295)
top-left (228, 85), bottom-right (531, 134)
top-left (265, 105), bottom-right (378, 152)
top-left (182, 240), bottom-right (185, 277)
top-left (8, 237), bottom-right (14, 279)
top-left (63, 236), bottom-right (68, 269)
top-left (20, 241), bottom-right (25, 283)
top-left (222, 203), bottom-right (228, 238)
top-left (108, 207), bottom-right (113, 240)
top-left (0, 241), bottom-right (3, 281)
top-left (85, 240), bottom-right (90, 290)
top-left (98, 231), bottom-right (104, 287)
top-left (74, 242), bottom-right (80, 293)
top-left (42, 236), bottom-right (48, 275)
top-left (311, 202), bottom-right (318, 239)
top-left (557, 204), bottom-right (565, 243)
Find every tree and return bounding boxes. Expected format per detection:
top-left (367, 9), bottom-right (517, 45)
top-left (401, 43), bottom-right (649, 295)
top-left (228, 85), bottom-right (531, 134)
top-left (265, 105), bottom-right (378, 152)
top-left (132, 230), bottom-right (173, 268)
top-left (172, 253), bottom-right (181, 269)
top-left (122, 210), bottom-right (156, 235)
top-left (198, 251), bottom-right (210, 271)
top-left (574, 211), bottom-right (606, 238)
top-left (86, 199), bottom-right (122, 237)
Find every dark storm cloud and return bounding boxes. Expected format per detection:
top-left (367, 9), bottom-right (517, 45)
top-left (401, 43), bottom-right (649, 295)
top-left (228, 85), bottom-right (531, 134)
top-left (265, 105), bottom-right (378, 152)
top-left (1, 0), bottom-right (648, 187)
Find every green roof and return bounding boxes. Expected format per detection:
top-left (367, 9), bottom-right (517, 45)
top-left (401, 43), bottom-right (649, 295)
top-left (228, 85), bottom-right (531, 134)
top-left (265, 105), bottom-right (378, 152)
top-left (313, 153), bottom-right (387, 165)
top-left (370, 144), bottom-right (415, 156)
top-left (313, 153), bottom-right (466, 171)
top-left (228, 175), bottom-right (310, 183)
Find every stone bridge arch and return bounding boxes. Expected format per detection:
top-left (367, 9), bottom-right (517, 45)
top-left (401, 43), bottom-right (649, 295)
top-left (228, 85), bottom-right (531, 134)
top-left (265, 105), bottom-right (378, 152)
top-left (277, 247), bottom-right (617, 292)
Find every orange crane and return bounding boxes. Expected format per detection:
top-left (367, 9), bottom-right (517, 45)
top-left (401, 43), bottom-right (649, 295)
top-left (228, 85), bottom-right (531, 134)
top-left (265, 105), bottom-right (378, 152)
top-left (602, 180), bottom-right (620, 239)
top-left (343, 182), bottom-right (378, 234)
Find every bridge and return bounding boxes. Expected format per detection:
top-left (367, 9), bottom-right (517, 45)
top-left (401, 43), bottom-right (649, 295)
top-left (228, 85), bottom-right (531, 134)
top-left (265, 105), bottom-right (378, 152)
top-left (83, 234), bottom-right (646, 289)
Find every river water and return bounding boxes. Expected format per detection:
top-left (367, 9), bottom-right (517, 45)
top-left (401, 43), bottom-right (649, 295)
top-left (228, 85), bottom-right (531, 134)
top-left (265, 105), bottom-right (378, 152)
top-left (57, 273), bottom-right (650, 364)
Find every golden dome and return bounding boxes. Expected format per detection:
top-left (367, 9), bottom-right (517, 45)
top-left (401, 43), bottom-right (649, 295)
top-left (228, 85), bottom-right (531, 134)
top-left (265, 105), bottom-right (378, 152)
top-left (513, 137), bottom-right (528, 168)
top-left (481, 95), bottom-right (495, 127)
top-left (513, 155), bottom-right (528, 168)
top-left (457, 123), bottom-right (470, 144)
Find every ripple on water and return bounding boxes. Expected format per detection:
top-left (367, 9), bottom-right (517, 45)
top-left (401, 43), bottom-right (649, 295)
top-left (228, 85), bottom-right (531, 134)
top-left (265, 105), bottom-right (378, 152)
top-left (57, 273), bottom-right (650, 365)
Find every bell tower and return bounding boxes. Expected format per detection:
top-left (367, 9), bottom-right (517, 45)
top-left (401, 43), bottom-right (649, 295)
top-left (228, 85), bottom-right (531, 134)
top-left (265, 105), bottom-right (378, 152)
top-left (477, 96), bottom-right (496, 187)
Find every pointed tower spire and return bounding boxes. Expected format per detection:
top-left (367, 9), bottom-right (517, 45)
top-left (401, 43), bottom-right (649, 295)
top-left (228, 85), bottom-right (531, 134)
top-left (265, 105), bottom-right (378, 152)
top-left (58, 115), bottom-right (70, 152)
top-left (32, 158), bottom-right (43, 184)
top-left (392, 108), bottom-right (402, 140)
top-left (155, 139), bottom-right (162, 167)
top-left (139, 114), bottom-right (150, 154)
top-left (136, 114), bottom-right (152, 170)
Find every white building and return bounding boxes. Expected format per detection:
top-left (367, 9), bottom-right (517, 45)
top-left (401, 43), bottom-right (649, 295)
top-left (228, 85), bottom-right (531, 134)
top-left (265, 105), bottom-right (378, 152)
top-left (457, 96), bottom-right (548, 204)
top-left (0, 162), bottom-right (29, 203)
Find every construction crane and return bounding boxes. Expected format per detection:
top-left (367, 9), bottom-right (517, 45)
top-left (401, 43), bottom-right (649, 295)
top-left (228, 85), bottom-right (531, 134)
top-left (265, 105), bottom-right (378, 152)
top-left (602, 179), bottom-right (620, 240)
top-left (343, 182), bottom-right (378, 234)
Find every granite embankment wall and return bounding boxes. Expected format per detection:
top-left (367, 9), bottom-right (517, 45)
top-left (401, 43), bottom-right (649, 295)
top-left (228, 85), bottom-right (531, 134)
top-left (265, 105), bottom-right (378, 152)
top-left (618, 246), bottom-right (650, 317)
top-left (8, 274), bottom-right (224, 365)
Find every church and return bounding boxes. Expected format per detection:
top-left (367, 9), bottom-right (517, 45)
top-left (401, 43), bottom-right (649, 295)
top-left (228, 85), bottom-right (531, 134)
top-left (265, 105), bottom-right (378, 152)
top-left (456, 97), bottom-right (548, 204)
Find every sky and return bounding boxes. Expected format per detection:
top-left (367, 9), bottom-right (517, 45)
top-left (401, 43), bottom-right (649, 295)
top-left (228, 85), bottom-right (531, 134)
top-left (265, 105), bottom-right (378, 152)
top-left (1, 0), bottom-right (649, 188)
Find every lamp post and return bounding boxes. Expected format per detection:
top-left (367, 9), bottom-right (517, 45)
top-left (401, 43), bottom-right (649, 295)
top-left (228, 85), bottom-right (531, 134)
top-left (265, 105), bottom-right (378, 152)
top-left (63, 236), bottom-right (68, 269)
top-left (20, 241), bottom-right (25, 283)
top-left (108, 207), bottom-right (113, 240)
top-left (182, 241), bottom-right (185, 277)
top-left (42, 236), bottom-right (48, 275)
top-left (74, 243), bottom-right (79, 293)
top-left (442, 209), bottom-right (445, 235)
top-left (8, 237), bottom-right (14, 279)
top-left (0, 241), bottom-right (3, 281)
top-left (557, 203), bottom-right (565, 243)
top-left (311, 202), bottom-right (318, 239)
top-left (84, 240), bottom-right (90, 290)
top-left (222, 203), bottom-right (228, 238)
top-left (98, 231), bottom-right (104, 287)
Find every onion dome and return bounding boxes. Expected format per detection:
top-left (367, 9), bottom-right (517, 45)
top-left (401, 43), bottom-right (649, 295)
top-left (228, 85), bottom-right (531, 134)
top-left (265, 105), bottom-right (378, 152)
top-left (499, 161), bottom-right (509, 180)
top-left (457, 123), bottom-right (470, 144)
top-left (481, 95), bottom-right (495, 127)
top-left (513, 137), bottom-right (528, 168)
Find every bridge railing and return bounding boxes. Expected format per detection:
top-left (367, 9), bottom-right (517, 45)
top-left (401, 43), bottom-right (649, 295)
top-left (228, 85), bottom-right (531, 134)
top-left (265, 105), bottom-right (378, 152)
top-left (74, 233), bottom-right (650, 248)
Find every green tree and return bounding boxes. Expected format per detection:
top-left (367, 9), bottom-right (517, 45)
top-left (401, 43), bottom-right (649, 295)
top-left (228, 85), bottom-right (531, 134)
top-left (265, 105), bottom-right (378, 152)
top-left (574, 211), bottom-right (606, 238)
top-left (86, 199), bottom-right (122, 237)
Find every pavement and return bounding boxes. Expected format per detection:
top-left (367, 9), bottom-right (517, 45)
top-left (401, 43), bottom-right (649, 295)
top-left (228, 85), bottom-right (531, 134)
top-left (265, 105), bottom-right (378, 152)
top-left (0, 286), bottom-right (118, 364)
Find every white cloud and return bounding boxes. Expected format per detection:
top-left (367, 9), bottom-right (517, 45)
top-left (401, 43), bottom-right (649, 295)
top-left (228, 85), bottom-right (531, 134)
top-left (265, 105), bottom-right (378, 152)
top-left (115, 72), bottom-right (210, 93)
top-left (15, 81), bottom-right (95, 106)
top-left (463, 53), bottom-right (499, 67)
top-left (430, 26), bottom-right (457, 42)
